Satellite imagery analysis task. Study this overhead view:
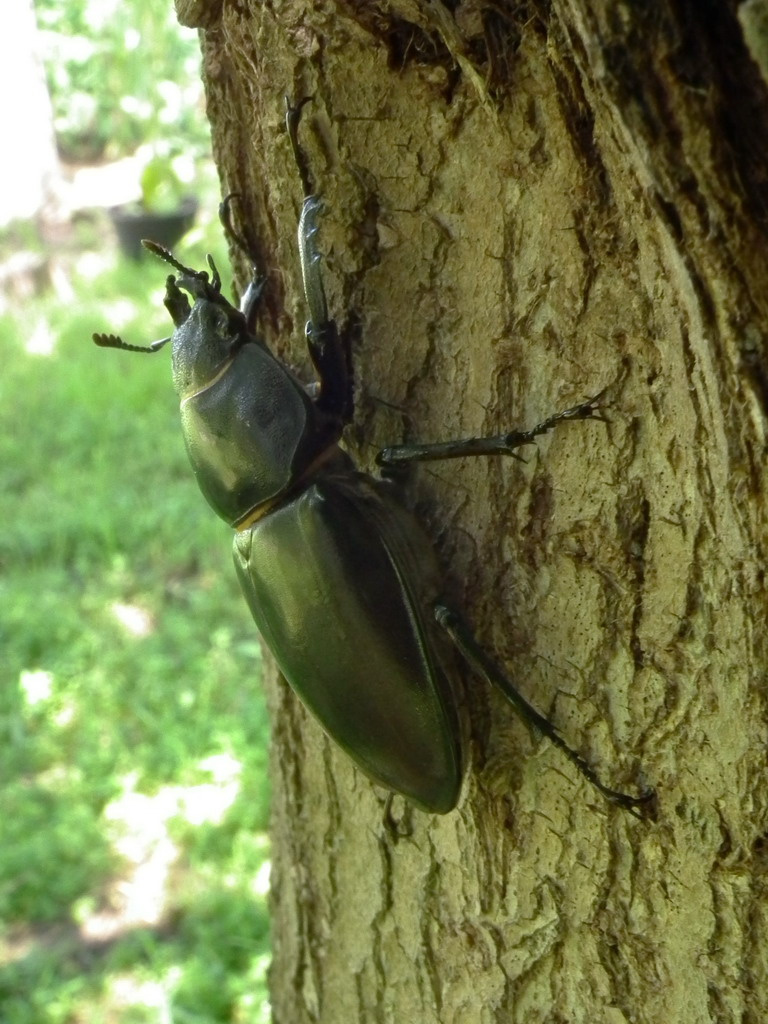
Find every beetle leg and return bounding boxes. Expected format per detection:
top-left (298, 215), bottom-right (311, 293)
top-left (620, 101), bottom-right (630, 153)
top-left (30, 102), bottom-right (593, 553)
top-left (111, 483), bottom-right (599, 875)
top-left (302, 318), bottom-right (354, 425)
top-left (219, 192), bottom-right (252, 257)
top-left (434, 605), bottom-right (653, 818)
top-left (288, 117), bottom-right (354, 425)
top-left (240, 277), bottom-right (267, 333)
top-left (298, 195), bottom-right (328, 329)
top-left (376, 392), bottom-right (607, 468)
top-left (284, 95), bottom-right (355, 423)
top-left (285, 94), bottom-right (315, 199)
top-left (381, 793), bottom-right (414, 839)
top-left (218, 193), bottom-right (267, 332)
top-left (296, 197), bottom-right (354, 423)
top-left (285, 94), bottom-right (328, 331)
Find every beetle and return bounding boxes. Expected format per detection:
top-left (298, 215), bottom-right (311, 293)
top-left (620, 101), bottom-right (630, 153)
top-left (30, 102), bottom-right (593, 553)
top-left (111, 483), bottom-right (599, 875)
top-left (94, 99), bottom-right (650, 817)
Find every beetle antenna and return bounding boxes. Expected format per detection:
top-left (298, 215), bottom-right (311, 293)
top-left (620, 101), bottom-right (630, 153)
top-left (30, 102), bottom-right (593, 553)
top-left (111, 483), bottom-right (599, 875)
top-left (141, 239), bottom-right (205, 279)
top-left (93, 332), bottom-right (170, 353)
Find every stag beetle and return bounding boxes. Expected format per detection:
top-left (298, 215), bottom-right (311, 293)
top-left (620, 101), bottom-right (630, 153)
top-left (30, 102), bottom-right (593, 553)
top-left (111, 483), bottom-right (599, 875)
top-left (94, 99), bottom-right (650, 817)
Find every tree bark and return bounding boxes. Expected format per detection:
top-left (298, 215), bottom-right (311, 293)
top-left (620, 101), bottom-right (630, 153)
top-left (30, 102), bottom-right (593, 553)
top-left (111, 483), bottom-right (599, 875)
top-left (178, 1), bottom-right (768, 1021)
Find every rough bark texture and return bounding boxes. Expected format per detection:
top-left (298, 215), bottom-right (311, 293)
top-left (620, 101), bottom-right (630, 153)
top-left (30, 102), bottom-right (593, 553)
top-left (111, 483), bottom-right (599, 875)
top-left (178, 1), bottom-right (768, 1021)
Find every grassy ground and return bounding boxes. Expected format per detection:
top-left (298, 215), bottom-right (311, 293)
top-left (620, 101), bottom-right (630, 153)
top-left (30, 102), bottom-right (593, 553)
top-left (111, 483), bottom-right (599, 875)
top-left (0, 212), bottom-right (271, 1022)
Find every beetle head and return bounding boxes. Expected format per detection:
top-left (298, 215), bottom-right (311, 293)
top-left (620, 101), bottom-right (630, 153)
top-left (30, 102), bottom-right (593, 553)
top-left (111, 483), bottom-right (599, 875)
top-left (93, 240), bottom-right (251, 397)
top-left (168, 281), bottom-right (248, 398)
top-left (142, 240), bottom-right (250, 398)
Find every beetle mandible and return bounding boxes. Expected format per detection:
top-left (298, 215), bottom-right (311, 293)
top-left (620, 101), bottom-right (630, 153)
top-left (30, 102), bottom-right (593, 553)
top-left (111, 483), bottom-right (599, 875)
top-left (94, 98), bottom-right (651, 818)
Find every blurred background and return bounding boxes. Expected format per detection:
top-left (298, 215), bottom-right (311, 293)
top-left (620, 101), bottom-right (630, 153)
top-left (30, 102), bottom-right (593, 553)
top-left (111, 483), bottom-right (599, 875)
top-left (1, 2), bottom-right (271, 1021)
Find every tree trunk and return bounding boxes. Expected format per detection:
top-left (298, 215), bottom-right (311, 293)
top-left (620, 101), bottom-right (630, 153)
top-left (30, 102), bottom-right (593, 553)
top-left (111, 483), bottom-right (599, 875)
top-left (178, 1), bottom-right (768, 1021)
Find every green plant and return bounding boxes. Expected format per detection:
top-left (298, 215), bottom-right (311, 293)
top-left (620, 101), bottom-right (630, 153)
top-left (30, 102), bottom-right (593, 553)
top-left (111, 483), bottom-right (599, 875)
top-left (34, 0), bottom-right (209, 162)
top-left (0, 232), bottom-right (271, 1023)
top-left (139, 153), bottom-right (189, 212)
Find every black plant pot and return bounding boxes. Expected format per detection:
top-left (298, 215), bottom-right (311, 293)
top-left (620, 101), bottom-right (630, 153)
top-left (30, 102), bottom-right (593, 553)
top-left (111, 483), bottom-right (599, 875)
top-left (109, 197), bottom-right (199, 260)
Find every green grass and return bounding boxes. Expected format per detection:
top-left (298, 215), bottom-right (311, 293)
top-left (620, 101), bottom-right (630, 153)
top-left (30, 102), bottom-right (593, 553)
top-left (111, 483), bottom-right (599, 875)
top-left (0, 216), bottom-right (271, 1022)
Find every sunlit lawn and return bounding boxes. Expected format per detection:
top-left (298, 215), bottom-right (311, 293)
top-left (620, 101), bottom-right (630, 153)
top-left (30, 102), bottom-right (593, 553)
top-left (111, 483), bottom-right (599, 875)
top-left (0, 214), bottom-right (271, 1023)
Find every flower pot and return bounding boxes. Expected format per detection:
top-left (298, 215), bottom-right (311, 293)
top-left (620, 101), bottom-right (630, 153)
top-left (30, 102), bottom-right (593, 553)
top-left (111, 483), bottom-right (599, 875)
top-left (109, 197), bottom-right (199, 260)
